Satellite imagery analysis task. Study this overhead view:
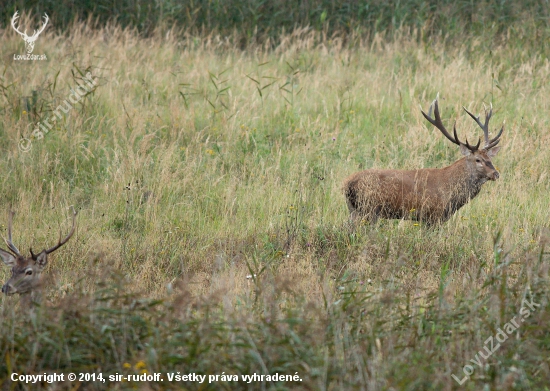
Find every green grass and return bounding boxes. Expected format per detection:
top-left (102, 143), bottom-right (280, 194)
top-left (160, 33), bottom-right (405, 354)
top-left (0, 20), bottom-right (549, 390)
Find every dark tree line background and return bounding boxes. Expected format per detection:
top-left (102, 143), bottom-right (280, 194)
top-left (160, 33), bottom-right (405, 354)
top-left (1, 0), bottom-right (549, 47)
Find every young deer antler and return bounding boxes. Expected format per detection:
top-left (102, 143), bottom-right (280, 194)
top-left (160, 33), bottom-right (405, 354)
top-left (0, 209), bottom-right (77, 298)
top-left (5, 211), bottom-right (22, 257)
top-left (30, 212), bottom-right (77, 259)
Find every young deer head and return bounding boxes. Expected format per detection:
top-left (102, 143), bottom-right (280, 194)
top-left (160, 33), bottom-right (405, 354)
top-left (343, 98), bottom-right (504, 225)
top-left (0, 210), bottom-right (77, 297)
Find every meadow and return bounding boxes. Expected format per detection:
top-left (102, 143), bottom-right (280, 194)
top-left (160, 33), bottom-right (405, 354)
top-left (0, 16), bottom-right (549, 390)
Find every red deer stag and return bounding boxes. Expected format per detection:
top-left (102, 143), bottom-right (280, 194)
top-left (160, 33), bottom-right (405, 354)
top-left (343, 98), bottom-right (503, 225)
top-left (0, 209), bottom-right (77, 303)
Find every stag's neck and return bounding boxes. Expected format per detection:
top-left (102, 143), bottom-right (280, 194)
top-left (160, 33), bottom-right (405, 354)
top-left (443, 157), bottom-right (485, 210)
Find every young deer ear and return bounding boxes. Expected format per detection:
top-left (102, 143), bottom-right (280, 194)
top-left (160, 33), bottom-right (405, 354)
top-left (459, 144), bottom-right (472, 156)
top-left (35, 251), bottom-right (48, 270)
top-left (0, 248), bottom-right (16, 267)
top-left (487, 146), bottom-right (501, 157)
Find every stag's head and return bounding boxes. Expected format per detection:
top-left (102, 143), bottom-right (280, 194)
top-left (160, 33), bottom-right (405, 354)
top-left (11, 11), bottom-right (49, 54)
top-left (421, 98), bottom-right (504, 184)
top-left (0, 210), bottom-right (76, 296)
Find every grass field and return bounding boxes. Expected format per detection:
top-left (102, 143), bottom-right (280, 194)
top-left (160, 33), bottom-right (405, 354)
top-left (0, 21), bottom-right (549, 390)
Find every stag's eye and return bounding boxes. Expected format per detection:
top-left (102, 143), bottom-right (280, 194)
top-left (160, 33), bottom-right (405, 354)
top-left (25, 270), bottom-right (32, 275)
top-left (475, 158), bottom-right (481, 163)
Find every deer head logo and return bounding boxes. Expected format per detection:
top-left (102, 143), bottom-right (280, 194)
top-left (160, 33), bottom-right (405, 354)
top-left (11, 11), bottom-right (49, 54)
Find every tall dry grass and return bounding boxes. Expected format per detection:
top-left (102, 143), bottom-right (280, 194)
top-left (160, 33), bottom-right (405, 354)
top-left (0, 23), bottom-right (548, 389)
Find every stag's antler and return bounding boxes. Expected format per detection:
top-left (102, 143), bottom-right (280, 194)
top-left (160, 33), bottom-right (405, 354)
top-left (462, 104), bottom-right (504, 150)
top-left (421, 97), bottom-right (480, 152)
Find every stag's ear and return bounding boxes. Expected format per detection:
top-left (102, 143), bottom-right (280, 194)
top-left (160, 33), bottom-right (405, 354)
top-left (0, 248), bottom-right (16, 267)
top-left (34, 251), bottom-right (48, 270)
top-left (459, 144), bottom-right (472, 156)
top-left (487, 146), bottom-right (501, 157)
